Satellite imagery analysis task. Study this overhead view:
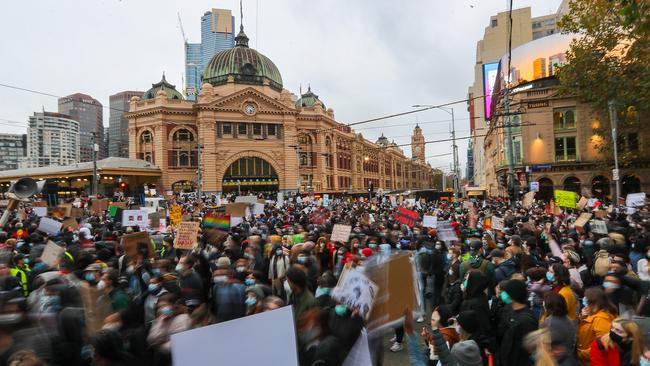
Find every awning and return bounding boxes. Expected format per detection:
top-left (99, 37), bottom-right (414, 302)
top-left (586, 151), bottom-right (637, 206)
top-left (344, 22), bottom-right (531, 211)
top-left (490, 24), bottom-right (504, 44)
top-left (467, 190), bottom-right (485, 196)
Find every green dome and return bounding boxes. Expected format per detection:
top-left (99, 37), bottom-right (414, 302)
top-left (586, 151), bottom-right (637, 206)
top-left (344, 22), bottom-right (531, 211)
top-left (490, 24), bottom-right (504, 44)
top-left (295, 86), bottom-right (326, 109)
top-left (142, 74), bottom-right (184, 100)
top-left (203, 27), bottom-right (283, 91)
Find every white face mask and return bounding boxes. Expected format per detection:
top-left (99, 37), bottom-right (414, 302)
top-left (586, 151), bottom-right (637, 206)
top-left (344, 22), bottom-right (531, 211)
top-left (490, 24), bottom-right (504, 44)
top-left (96, 280), bottom-right (106, 291)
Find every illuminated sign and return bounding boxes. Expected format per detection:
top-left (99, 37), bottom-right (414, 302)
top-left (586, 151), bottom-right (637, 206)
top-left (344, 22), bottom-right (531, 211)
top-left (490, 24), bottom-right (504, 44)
top-left (482, 62), bottom-right (499, 121)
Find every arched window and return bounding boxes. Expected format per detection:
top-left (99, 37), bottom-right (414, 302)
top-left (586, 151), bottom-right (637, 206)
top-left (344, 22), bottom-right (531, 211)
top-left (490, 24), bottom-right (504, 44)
top-left (169, 128), bottom-right (197, 168)
top-left (141, 131), bottom-right (152, 143)
top-left (173, 128), bottom-right (194, 142)
top-left (622, 175), bottom-right (641, 196)
top-left (563, 176), bottom-right (581, 194)
top-left (591, 175), bottom-right (610, 199)
top-left (138, 130), bottom-right (154, 162)
top-left (538, 177), bottom-right (554, 201)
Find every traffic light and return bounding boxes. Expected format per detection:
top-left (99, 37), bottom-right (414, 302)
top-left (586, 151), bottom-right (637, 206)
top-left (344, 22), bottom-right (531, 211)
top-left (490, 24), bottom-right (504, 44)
top-left (119, 181), bottom-right (127, 189)
top-left (499, 174), bottom-right (507, 188)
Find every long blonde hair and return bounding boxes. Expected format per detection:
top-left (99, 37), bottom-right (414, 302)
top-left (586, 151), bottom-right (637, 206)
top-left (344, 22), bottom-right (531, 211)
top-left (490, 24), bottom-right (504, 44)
top-left (523, 328), bottom-right (557, 366)
top-left (600, 318), bottom-right (644, 365)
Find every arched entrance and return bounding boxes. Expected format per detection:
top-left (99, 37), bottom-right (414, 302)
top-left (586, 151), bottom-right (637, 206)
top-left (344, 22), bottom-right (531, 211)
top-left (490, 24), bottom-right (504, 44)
top-left (591, 175), bottom-right (610, 200)
top-left (563, 176), bottom-right (581, 194)
top-left (538, 177), bottom-right (554, 201)
top-left (172, 180), bottom-right (196, 193)
top-left (622, 175), bottom-right (641, 196)
top-left (222, 157), bottom-right (279, 194)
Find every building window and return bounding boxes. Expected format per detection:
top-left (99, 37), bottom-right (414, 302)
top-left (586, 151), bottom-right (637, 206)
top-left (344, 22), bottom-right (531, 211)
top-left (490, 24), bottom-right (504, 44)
top-left (513, 137), bottom-right (523, 164)
top-left (238, 123), bottom-right (247, 136)
top-left (140, 131), bottom-right (152, 143)
top-left (620, 133), bottom-right (639, 152)
top-left (491, 18), bottom-right (498, 27)
top-left (267, 124), bottom-right (276, 136)
top-left (532, 21), bottom-right (541, 29)
top-left (253, 123), bottom-right (262, 135)
top-left (172, 128), bottom-right (194, 142)
top-left (223, 123), bottom-right (232, 135)
top-left (553, 108), bottom-right (576, 130)
top-left (555, 136), bottom-right (577, 161)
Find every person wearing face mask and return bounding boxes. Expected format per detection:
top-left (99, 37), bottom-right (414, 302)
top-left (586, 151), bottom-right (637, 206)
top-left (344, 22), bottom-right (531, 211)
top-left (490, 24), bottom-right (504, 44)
top-left (295, 249), bottom-right (319, 293)
top-left (286, 266), bottom-right (317, 321)
top-left (490, 249), bottom-right (517, 284)
top-left (577, 287), bottom-right (617, 366)
top-left (547, 263), bottom-right (578, 322)
top-left (459, 241), bottom-right (495, 295)
top-left (298, 308), bottom-right (345, 366)
top-left (146, 294), bottom-right (191, 364)
top-left (268, 243), bottom-right (290, 297)
top-left (144, 276), bottom-right (168, 324)
top-left (444, 247), bottom-right (463, 314)
top-left (98, 269), bottom-right (131, 313)
top-left (176, 255), bottom-right (204, 307)
top-left (496, 279), bottom-right (539, 366)
top-left (211, 256), bottom-right (246, 323)
top-left (244, 285), bottom-right (265, 316)
top-left (590, 318), bottom-right (644, 366)
top-left (315, 271), bottom-right (337, 308)
top-left (636, 246), bottom-right (650, 282)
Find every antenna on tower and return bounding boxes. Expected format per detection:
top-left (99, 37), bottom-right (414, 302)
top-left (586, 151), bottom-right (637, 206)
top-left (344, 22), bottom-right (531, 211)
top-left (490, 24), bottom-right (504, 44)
top-left (240, 0), bottom-right (244, 30)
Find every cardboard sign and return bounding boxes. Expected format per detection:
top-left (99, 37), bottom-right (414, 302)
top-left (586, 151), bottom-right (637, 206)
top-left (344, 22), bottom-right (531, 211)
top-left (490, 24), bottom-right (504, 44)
top-left (71, 207), bottom-right (84, 218)
top-left (175, 221), bottom-right (200, 250)
top-left (626, 192), bottom-right (646, 207)
top-left (394, 207), bottom-right (418, 228)
top-left (594, 210), bottom-right (608, 219)
top-left (41, 241), bottom-right (65, 267)
top-left (235, 195), bottom-right (258, 204)
top-left (204, 228), bottom-right (229, 245)
top-left (170, 205), bottom-right (182, 226)
top-left (575, 213), bottom-right (592, 233)
top-left (554, 190), bottom-right (579, 208)
top-left (121, 231), bottom-right (155, 259)
top-left (122, 209), bottom-right (148, 228)
top-left (38, 217), bottom-right (62, 236)
top-left (91, 199), bottom-right (108, 213)
top-left (225, 203), bottom-right (248, 217)
top-left (492, 216), bottom-right (505, 231)
top-left (576, 197), bottom-right (588, 210)
top-left (149, 213), bottom-right (160, 228)
top-left (330, 224), bottom-right (352, 243)
top-left (110, 201), bottom-right (127, 209)
top-left (61, 217), bottom-right (79, 231)
top-left (58, 204), bottom-right (72, 217)
top-left (522, 191), bottom-right (535, 209)
top-left (171, 306), bottom-right (299, 366)
top-left (422, 215), bottom-right (437, 228)
top-left (332, 268), bottom-right (379, 319)
top-left (590, 220), bottom-right (608, 234)
top-left (33, 207), bottom-right (47, 217)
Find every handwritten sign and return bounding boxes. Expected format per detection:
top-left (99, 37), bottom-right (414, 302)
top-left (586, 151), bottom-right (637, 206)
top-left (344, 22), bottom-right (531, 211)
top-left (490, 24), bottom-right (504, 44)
top-left (576, 196), bottom-right (588, 210)
top-left (394, 207), bottom-right (418, 228)
top-left (332, 268), bottom-right (378, 319)
top-left (41, 241), bottom-right (65, 267)
top-left (492, 216), bottom-right (505, 231)
top-left (422, 215), bottom-right (437, 228)
top-left (436, 221), bottom-right (458, 242)
top-left (38, 217), bottom-right (62, 236)
top-left (554, 190), bottom-right (579, 208)
top-left (175, 221), bottom-right (200, 250)
top-left (121, 231), bottom-right (155, 259)
top-left (575, 213), bottom-right (592, 233)
top-left (330, 224), bottom-right (352, 243)
top-left (33, 207), bottom-right (47, 217)
top-left (626, 192), bottom-right (646, 207)
top-left (590, 220), bottom-right (608, 234)
top-left (523, 191), bottom-right (535, 209)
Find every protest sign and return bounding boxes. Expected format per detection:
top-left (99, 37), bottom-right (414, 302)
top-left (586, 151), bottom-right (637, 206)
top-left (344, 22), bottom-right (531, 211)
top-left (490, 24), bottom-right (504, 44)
top-left (33, 207), bottom-right (47, 217)
top-left (276, 192), bottom-right (284, 207)
top-left (554, 190), bottom-right (579, 208)
top-left (436, 220), bottom-right (459, 242)
top-left (332, 268), bottom-right (378, 319)
top-left (342, 329), bottom-right (372, 366)
top-left (576, 196), bottom-right (588, 210)
top-left (110, 201), bottom-right (127, 209)
top-left (590, 220), bottom-right (608, 234)
top-left (108, 206), bottom-right (119, 218)
top-left (523, 191), bottom-right (535, 209)
top-left (330, 224), bottom-right (352, 243)
top-left (252, 202), bottom-right (265, 216)
top-left (587, 198), bottom-right (598, 208)
top-left (492, 216), bottom-right (505, 231)
top-left (594, 210), bottom-right (608, 219)
top-left (148, 212), bottom-right (160, 228)
top-left (309, 207), bottom-right (330, 225)
top-left (38, 217), bottom-right (62, 236)
top-left (58, 204), bottom-right (72, 217)
top-left (122, 209), bottom-right (148, 228)
top-left (463, 201), bottom-right (473, 209)
top-left (323, 194), bottom-right (330, 207)
top-left (203, 213), bottom-right (230, 230)
top-left (575, 213), bottom-right (592, 233)
top-left (626, 192), bottom-right (646, 207)
top-left (422, 215), bottom-right (437, 228)
top-left (235, 195), bottom-right (258, 204)
top-left (175, 221), bottom-right (200, 250)
top-left (204, 228), bottom-right (229, 245)
top-left (61, 217), bottom-right (78, 231)
top-left (389, 196), bottom-right (397, 207)
top-left (230, 216), bottom-right (244, 227)
top-left (121, 231), bottom-right (155, 259)
top-left (394, 207), bottom-right (418, 228)
top-left (170, 205), bottom-right (182, 225)
top-left (225, 203), bottom-right (248, 217)
top-left (41, 241), bottom-right (65, 267)
top-left (78, 283), bottom-right (112, 336)
top-left (71, 207), bottom-right (84, 218)
top-left (483, 216), bottom-right (492, 230)
top-left (171, 306), bottom-right (299, 366)
top-left (90, 199), bottom-right (108, 214)
top-left (48, 206), bottom-right (67, 219)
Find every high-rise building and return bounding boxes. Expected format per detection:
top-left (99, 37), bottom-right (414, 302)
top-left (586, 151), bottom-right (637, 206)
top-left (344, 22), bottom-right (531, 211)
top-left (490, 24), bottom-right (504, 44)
top-left (185, 9), bottom-right (235, 100)
top-left (411, 124), bottom-right (425, 162)
top-left (21, 112), bottom-right (79, 168)
top-left (548, 53), bottom-right (567, 76)
top-left (0, 134), bottom-right (27, 171)
top-left (109, 90), bottom-right (143, 157)
top-left (533, 58), bottom-right (547, 79)
top-left (58, 93), bottom-right (103, 162)
top-left (467, 1), bottom-right (570, 190)
top-left (104, 127), bottom-right (110, 158)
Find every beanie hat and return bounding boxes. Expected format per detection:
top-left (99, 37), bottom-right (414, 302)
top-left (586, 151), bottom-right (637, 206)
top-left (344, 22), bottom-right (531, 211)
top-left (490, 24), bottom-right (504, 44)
top-left (456, 310), bottom-right (479, 334)
top-left (216, 256), bottom-right (231, 269)
top-left (361, 248), bottom-right (373, 257)
top-left (450, 340), bottom-right (483, 366)
top-left (501, 279), bottom-right (528, 304)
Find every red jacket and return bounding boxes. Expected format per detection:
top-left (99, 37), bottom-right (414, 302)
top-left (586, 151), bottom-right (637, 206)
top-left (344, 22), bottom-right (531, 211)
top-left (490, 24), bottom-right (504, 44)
top-left (590, 337), bottom-right (620, 366)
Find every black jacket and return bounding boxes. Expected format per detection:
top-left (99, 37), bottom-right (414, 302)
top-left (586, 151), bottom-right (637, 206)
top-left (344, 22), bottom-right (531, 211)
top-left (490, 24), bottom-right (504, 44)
top-left (497, 307), bottom-right (538, 366)
top-left (460, 271), bottom-right (491, 335)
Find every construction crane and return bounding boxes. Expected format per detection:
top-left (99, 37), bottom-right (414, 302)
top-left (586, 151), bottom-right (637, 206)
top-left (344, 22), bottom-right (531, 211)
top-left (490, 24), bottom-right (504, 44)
top-left (177, 12), bottom-right (188, 45)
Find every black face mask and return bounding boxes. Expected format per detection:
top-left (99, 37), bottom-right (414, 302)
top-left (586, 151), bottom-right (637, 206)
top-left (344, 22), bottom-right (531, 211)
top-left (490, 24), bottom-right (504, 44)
top-left (609, 330), bottom-right (629, 346)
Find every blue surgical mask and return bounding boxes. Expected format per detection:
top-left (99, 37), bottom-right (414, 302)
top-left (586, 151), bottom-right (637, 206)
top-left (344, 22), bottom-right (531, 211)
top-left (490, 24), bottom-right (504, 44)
top-left (148, 284), bottom-right (160, 293)
top-left (276, 249), bottom-right (283, 256)
top-left (245, 297), bottom-right (257, 306)
top-left (40, 295), bottom-right (61, 313)
top-left (245, 278), bottom-right (256, 286)
top-left (85, 273), bottom-right (96, 282)
top-left (546, 271), bottom-right (555, 282)
top-left (640, 357), bottom-right (650, 366)
top-left (369, 243), bottom-right (378, 249)
top-left (500, 291), bottom-right (513, 305)
top-left (582, 297), bottom-right (588, 307)
top-left (335, 304), bottom-right (348, 316)
top-left (160, 306), bottom-right (174, 317)
top-left (446, 253), bottom-right (453, 261)
top-left (297, 256), bottom-right (307, 264)
top-left (315, 287), bottom-right (331, 298)
top-left (23, 258), bottom-right (29, 265)
top-left (175, 264), bottom-right (184, 272)
top-left (603, 281), bottom-right (620, 290)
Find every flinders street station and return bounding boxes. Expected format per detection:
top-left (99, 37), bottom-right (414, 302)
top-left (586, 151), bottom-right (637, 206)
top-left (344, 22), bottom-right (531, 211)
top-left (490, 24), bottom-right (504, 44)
top-left (126, 25), bottom-right (435, 195)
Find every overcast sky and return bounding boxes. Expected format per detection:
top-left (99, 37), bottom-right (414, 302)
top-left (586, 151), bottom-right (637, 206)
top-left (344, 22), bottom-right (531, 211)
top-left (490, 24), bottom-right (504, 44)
top-left (0, 0), bottom-right (562, 175)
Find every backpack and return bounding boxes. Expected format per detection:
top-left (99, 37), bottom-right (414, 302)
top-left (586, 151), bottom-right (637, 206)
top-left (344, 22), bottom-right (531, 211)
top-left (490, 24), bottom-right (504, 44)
top-left (593, 250), bottom-right (611, 277)
top-left (463, 258), bottom-right (489, 275)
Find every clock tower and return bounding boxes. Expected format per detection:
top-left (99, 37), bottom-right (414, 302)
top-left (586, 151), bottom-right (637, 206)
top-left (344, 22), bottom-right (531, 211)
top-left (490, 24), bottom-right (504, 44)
top-left (411, 124), bottom-right (425, 162)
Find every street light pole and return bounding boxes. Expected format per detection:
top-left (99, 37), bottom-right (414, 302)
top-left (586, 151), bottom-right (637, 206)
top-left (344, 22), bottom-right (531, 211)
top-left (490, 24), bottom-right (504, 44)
top-left (608, 100), bottom-right (621, 204)
top-left (197, 143), bottom-right (203, 199)
top-left (91, 132), bottom-right (98, 197)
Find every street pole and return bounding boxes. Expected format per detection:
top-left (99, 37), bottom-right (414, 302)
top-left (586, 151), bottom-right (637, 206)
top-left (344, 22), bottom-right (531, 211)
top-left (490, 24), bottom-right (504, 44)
top-left (194, 65), bottom-right (199, 101)
top-left (504, 0), bottom-right (517, 210)
top-left (608, 100), bottom-right (621, 205)
top-left (92, 132), bottom-right (98, 198)
top-left (197, 143), bottom-right (203, 199)
top-left (450, 108), bottom-right (459, 200)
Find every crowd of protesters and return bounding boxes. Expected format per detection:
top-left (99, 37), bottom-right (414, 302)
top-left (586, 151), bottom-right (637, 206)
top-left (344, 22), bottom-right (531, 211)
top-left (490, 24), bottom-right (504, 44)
top-left (0, 190), bottom-right (650, 366)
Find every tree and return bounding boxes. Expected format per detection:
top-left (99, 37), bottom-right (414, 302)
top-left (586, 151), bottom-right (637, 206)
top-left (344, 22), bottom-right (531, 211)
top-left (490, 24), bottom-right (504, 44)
top-left (558, 0), bottom-right (648, 164)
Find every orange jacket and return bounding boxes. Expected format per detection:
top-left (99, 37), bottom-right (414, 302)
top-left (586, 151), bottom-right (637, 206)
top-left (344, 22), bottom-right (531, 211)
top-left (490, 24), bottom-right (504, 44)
top-left (576, 309), bottom-right (616, 366)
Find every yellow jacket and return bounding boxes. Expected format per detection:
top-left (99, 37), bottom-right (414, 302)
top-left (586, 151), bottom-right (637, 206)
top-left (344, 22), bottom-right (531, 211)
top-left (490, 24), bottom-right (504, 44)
top-left (576, 309), bottom-right (616, 366)
top-left (558, 285), bottom-right (577, 321)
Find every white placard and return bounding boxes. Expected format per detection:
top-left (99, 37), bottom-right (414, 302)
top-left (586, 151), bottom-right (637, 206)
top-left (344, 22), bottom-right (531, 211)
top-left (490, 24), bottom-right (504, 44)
top-left (342, 328), bottom-right (372, 366)
top-left (587, 198), bottom-right (598, 208)
top-left (330, 224), bottom-right (352, 243)
top-left (33, 207), bottom-right (47, 217)
top-left (276, 192), bottom-right (284, 207)
top-left (436, 221), bottom-right (458, 242)
top-left (230, 216), bottom-right (243, 227)
top-left (171, 306), bottom-right (298, 366)
top-left (235, 195), bottom-right (258, 204)
top-left (122, 209), bottom-right (148, 228)
top-left (38, 217), bottom-right (62, 236)
top-left (389, 196), bottom-right (397, 207)
top-left (41, 241), bottom-right (65, 267)
top-left (332, 269), bottom-right (378, 319)
top-left (590, 220), bottom-right (608, 234)
top-left (626, 192), bottom-right (646, 207)
top-left (252, 203), bottom-right (265, 216)
top-left (405, 198), bottom-right (416, 207)
top-left (422, 215), bottom-right (438, 228)
top-left (492, 216), bottom-right (505, 231)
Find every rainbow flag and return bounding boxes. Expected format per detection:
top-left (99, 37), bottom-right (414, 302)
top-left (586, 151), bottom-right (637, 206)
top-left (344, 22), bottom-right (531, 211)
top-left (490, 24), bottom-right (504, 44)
top-left (204, 213), bottom-right (230, 230)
